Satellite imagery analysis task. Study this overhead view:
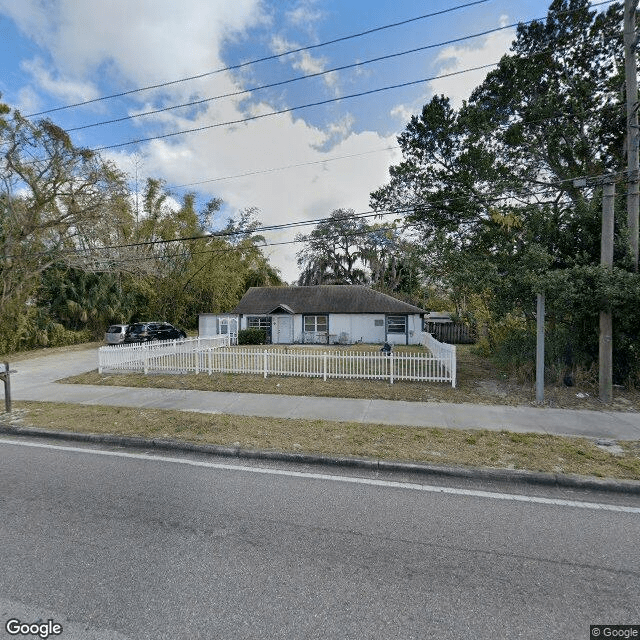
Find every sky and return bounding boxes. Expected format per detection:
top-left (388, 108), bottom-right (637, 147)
top-left (0, 0), bottom-right (574, 283)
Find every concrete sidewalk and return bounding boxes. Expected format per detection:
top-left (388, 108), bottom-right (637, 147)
top-left (6, 349), bottom-right (640, 441)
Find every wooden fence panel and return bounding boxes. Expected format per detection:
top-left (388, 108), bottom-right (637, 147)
top-left (425, 322), bottom-right (476, 344)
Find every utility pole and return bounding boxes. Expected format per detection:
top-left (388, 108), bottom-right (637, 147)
top-left (535, 293), bottom-right (545, 404)
top-left (599, 180), bottom-right (616, 404)
top-left (625, 0), bottom-right (639, 270)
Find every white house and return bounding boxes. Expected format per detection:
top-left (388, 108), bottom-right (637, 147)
top-left (199, 285), bottom-right (427, 346)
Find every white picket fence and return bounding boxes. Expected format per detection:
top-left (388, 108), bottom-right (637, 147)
top-left (97, 336), bottom-right (233, 374)
top-left (421, 332), bottom-right (457, 387)
top-left (98, 332), bottom-right (456, 386)
top-left (204, 346), bottom-right (454, 385)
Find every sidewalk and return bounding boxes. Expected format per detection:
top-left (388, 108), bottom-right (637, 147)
top-left (6, 349), bottom-right (640, 441)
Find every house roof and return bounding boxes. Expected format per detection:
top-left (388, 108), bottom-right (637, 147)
top-left (231, 286), bottom-right (427, 315)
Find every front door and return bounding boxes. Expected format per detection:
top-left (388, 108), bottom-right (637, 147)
top-left (273, 315), bottom-right (293, 344)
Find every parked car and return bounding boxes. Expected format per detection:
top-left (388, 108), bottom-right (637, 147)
top-left (124, 322), bottom-right (187, 343)
top-left (105, 324), bottom-right (129, 345)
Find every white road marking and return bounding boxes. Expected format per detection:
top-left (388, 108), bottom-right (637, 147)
top-left (2, 437), bottom-right (640, 513)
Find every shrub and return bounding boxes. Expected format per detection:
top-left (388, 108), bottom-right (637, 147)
top-left (238, 328), bottom-right (267, 345)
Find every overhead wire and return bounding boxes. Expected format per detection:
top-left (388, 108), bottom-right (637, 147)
top-left (24, 0), bottom-right (491, 117)
top-left (3, 0), bottom-right (625, 273)
top-left (65, 22), bottom-right (547, 132)
top-left (65, 0), bottom-right (619, 134)
top-left (151, 95), bottom-right (622, 193)
top-left (68, 188), bottom-right (611, 269)
top-left (171, 146), bottom-right (401, 188)
top-left (91, 63), bottom-right (500, 152)
top-left (6, 170), bottom-right (623, 265)
top-left (10, 0), bottom-right (622, 171)
top-left (89, 20), bottom-right (623, 152)
top-left (85, 182), bottom-right (629, 269)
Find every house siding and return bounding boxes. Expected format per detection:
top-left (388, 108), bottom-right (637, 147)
top-left (199, 314), bottom-right (218, 337)
top-left (201, 312), bottom-right (423, 345)
top-left (199, 313), bottom-right (238, 337)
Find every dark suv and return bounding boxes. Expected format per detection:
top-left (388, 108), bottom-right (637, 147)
top-left (124, 322), bottom-right (187, 343)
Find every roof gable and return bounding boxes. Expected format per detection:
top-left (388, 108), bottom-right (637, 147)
top-left (269, 304), bottom-right (294, 314)
top-left (231, 286), bottom-right (426, 315)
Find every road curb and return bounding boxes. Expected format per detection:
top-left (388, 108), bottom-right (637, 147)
top-left (2, 424), bottom-right (640, 495)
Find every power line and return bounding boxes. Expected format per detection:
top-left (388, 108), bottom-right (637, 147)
top-left (25, 0), bottom-right (490, 117)
top-left (8, 83), bottom-right (622, 191)
top-left (9, 0), bottom-right (620, 171)
top-left (9, 89), bottom-right (625, 181)
top-left (65, 0), bottom-right (619, 135)
top-left (91, 63), bottom-right (498, 152)
top-left (148, 102), bottom-right (626, 192)
top-left (8, 173), bottom-right (622, 264)
top-left (66, 22), bottom-right (530, 132)
top-left (86, 21), bottom-right (621, 152)
top-left (26, 0), bottom-right (489, 118)
top-left (171, 146), bottom-right (400, 189)
top-left (67, 188), bottom-right (606, 268)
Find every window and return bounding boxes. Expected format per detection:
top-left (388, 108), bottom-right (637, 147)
top-left (247, 316), bottom-right (272, 342)
top-left (219, 317), bottom-right (238, 335)
top-left (219, 317), bottom-right (231, 334)
top-left (248, 316), bottom-right (271, 330)
top-left (374, 319), bottom-right (384, 327)
top-left (304, 315), bottom-right (328, 333)
top-left (387, 315), bottom-right (407, 334)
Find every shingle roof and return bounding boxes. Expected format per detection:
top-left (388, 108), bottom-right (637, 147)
top-left (231, 286), bottom-right (426, 315)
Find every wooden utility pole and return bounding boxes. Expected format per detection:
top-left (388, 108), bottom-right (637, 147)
top-left (599, 180), bottom-right (616, 404)
top-left (625, 0), bottom-right (639, 270)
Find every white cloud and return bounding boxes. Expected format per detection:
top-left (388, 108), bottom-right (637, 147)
top-left (3, 0), bottom-right (401, 284)
top-left (389, 17), bottom-right (516, 121)
top-left (270, 35), bottom-right (338, 93)
top-left (390, 103), bottom-right (414, 127)
top-left (3, 0), bottom-right (268, 103)
top-left (295, 50), bottom-right (326, 77)
top-left (285, 0), bottom-right (324, 28)
top-left (312, 113), bottom-right (355, 151)
top-left (21, 57), bottom-right (100, 105)
top-left (428, 21), bottom-right (515, 108)
top-left (15, 86), bottom-right (42, 114)
top-left (112, 102), bottom-right (400, 282)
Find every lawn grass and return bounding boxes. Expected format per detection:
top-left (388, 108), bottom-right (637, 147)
top-left (2, 341), bottom-right (639, 480)
top-left (2, 401), bottom-right (639, 481)
top-left (61, 343), bottom-right (640, 412)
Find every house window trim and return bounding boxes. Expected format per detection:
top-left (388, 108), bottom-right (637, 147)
top-left (386, 314), bottom-right (408, 336)
top-left (303, 314), bottom-right (329, 333)
top-left (247, 315), bottom-right (273, 342)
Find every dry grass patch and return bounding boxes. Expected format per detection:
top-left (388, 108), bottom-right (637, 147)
top-left (3, 401), bottom-right (639, 481)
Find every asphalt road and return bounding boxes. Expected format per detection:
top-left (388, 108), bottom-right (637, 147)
top-left (1, 436), bottom-right (639, 640)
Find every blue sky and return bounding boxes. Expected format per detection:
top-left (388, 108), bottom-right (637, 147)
top-left (0, 0), bottom-right (586, 281)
